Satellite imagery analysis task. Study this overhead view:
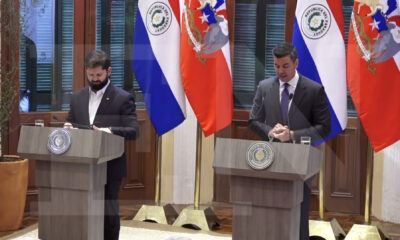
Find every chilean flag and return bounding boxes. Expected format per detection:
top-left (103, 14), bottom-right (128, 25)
top-left (180, 0), bottom-right (233, 136)
top-left (347, 1), bottom-right (400, 151)
top-left (133, 0), bottom-right (186, 136)
top-left (293, 0), bottom-right (348, 143)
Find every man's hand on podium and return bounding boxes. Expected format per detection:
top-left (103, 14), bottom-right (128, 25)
top-left (92, 125), bottom-right (112, 134)
top-left (63, 122), bottom-right (77, 129)
top-left (63, 122), bottom-right (111, 133)
top-left (268, 123), bottom-right (294, 142)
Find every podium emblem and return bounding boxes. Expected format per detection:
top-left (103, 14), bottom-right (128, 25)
top-left (246, 142), bottom-right (275, 170)
top-left (47, 129), bottom-right (72, 155)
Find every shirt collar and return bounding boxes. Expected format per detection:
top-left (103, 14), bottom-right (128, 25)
top-left (89, 79), bottom-right (110, 96)
top-left (279, 71), bottom-right (299, 88)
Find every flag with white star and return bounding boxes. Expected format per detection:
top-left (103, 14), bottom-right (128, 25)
top-left (180, 0), bottom-right (233, 136)
top-left (347, 0), bottom-right (400, 151)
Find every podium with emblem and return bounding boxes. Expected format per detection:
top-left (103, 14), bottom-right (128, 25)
top-left (214, 138), bottom-right (322, 240)
top-left (17, 125), bottom-right (124, 240)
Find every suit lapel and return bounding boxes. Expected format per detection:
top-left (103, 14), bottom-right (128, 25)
top-left (288, 76), bottom-right (307, 125)
top-left (81, 87), bottom-right (91, 125)
top-left (291, 76), bottom-right (307, 107)
top-left (270, 77), bottom-right (282, 122)
top-left (94, 84), bottom-right (115, 124)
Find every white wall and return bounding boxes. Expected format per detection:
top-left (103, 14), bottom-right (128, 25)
top-left (161, 99), bottom-right (215, 205)
top-left (172, 102), bottom-right (197, 204)
top-left (372, 141), bottom-right (400, 224)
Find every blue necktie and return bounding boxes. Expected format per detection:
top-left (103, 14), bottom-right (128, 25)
top-left (281, 83), bottom-right (289, 125)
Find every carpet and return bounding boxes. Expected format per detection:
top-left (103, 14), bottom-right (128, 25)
top-left (0, 220), bottom-right (232, 240)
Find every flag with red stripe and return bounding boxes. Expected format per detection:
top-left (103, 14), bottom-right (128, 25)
top-left (347, 1), bottom-right (400, 151)
top-left (133, 0), bottom-right (186, 135)
top-left (180, 0), bottom-right (233, 136)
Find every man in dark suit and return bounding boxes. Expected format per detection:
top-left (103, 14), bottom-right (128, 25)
top-left (248, 42), bottom-right (331, 240)
top-left (65, 49), bottom-right (140, 240)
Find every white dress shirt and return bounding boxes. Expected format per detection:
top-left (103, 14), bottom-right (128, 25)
top-left (279, 71), bottom-right (299, 109)
top-left (88, 80), bottom-right (110, 125)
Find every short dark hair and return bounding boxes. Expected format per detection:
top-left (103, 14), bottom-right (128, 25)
top-left (84, 49), bottom-right (111, 69)
top-left (272, 42), bottom-right (298, 62)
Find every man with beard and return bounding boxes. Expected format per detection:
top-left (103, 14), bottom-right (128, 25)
top-left (65, 49), bottom-right (140, 240)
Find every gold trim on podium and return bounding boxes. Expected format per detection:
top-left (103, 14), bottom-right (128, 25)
top-left (309, 143), bottom-right (346, 239)
top-left (172, 123), bottom-right (220, 230)
top-left (133, 136), bottom-right (178, 225)
top-left (345, 143), bottom-right (389, 240)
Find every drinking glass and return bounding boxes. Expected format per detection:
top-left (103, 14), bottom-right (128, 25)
top-left (35, 119), bottom-right (44, 127)
top-left (300, 136), bottom-right (311, 145)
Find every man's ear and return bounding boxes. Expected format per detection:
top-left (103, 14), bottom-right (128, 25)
top-left (107, 66), bottom-right (112, 77)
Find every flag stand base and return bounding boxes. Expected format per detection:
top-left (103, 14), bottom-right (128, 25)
top-left (309, 218), bottom-right (346, 240)
top-left (345, 224), bottom-right (390, 239)
top-left (172, 205), bottom-right (220, 231)
top-left (133, 203), bottom-right (178, 225)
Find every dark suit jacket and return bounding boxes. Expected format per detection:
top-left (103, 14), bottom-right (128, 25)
top-left (249, 75), bottom-right (331, 144)
top-left (66, 83), bottom-right (140, 182)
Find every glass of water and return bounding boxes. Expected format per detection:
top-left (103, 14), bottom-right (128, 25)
top-left (35, 119), bottom-right (44, 127)
top-left (300, 136), bottom-right (311, 145)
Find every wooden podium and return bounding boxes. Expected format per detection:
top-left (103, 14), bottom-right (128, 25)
top-left (17, 126), bottom-right (124, 240)
top-left (214, 138), bottom-right (322, 240)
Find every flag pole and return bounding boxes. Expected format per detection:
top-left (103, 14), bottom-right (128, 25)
top-left (319, 143), bottom-right (325, 220)
top-left (133, 135), bottom-right (178, 225)
top-left (172, 122), bottom-right (220, 230)
top-left (364, 142), bottom-right (373, 224)
top-left (155, 135), bottom-right (163, 204)
top-left (193, 121), bottom-right (202, 209)
top-left (345, 142), bottom-right (389, 239)
top-left (309, 143), bottom-right (345, 239)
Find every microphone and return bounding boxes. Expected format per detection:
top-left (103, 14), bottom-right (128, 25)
top-left (52, 116), bottom-right (93, 129)
top-left (288, 93), bottom-right (294, 143)
top-left (287, 93), bottom-right (294, 124)
top-left (52, 115), bottom-right (63, 122)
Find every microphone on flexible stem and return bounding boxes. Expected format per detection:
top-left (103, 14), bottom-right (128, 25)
top-left (52, 115), bottom-right (63, 122)
top-left (288, 93), bottom-right (294, 143)
top-left (286, 93), bottom-right (294, 127)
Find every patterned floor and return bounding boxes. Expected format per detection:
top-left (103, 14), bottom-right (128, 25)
top-left (1, 202), bottom-right (400, 240)
top-left (0, 221), bottom-right (231, 240)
